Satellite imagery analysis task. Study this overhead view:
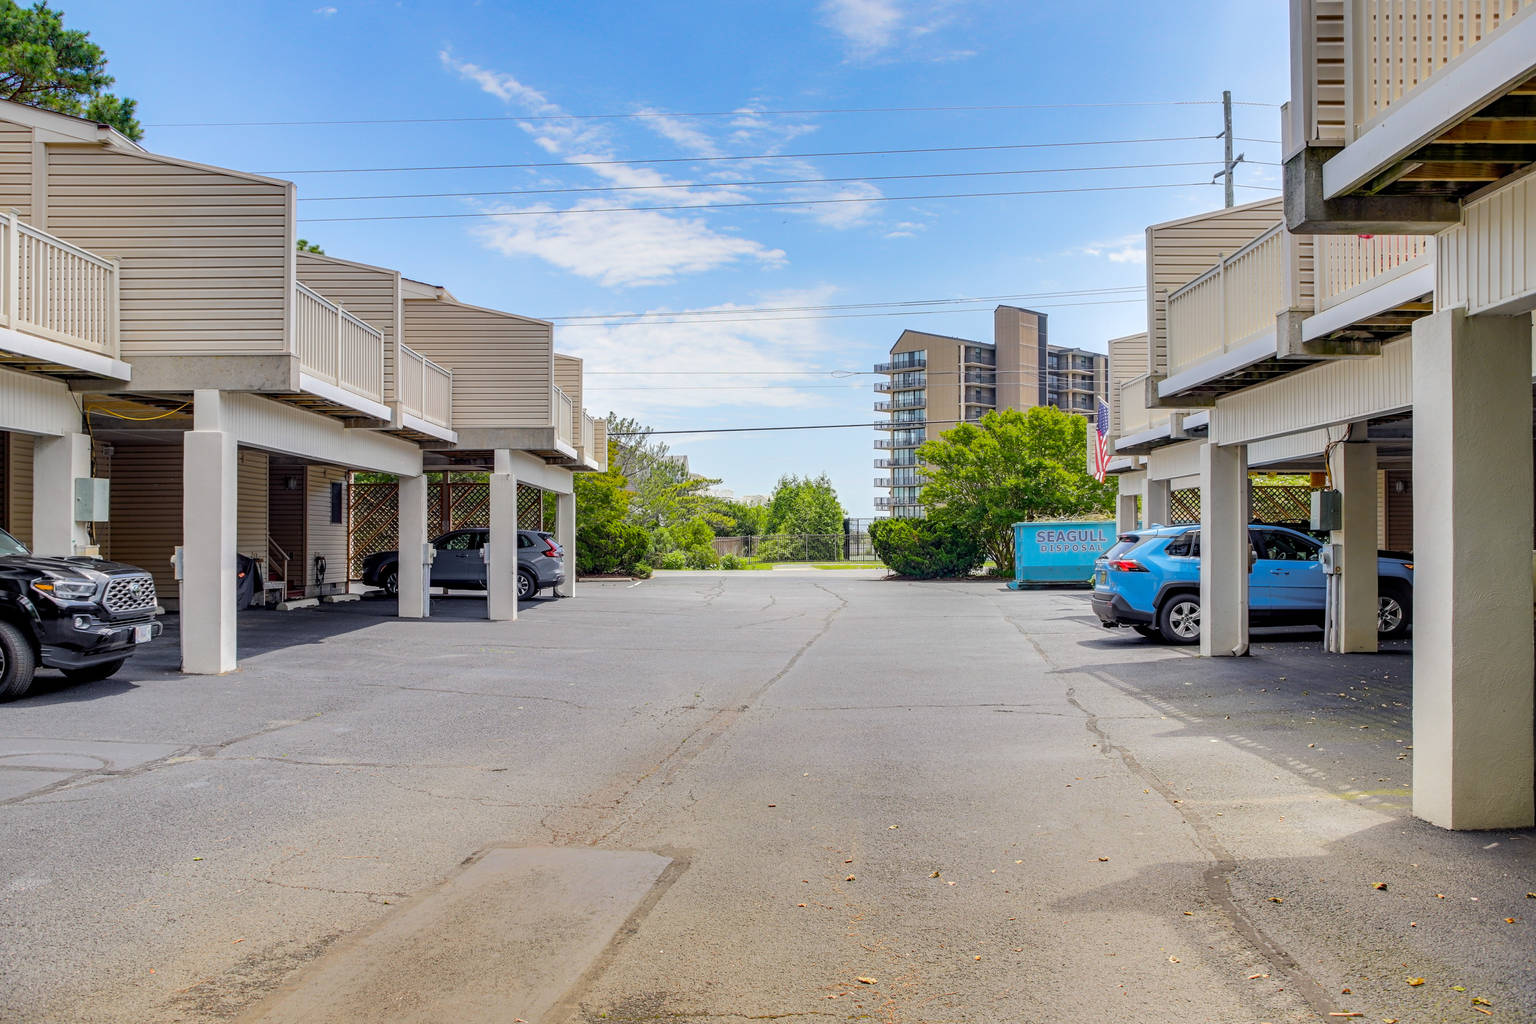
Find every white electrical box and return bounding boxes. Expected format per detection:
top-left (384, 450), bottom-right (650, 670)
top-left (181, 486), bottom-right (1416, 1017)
top-left (1319, 543), bottom-right (1343, 574)
top-left (74, 477), bottom-right (110, 522)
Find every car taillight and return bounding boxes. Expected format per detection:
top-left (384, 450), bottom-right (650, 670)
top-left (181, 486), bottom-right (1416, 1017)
top-left (1108, 559), bottom-right (1149, 572)
top-left (544, 540), bottom-right (560, 558)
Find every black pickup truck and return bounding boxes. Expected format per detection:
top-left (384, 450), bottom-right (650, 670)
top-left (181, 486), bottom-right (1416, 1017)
top-left (0, 527), bottom-right (162, 701)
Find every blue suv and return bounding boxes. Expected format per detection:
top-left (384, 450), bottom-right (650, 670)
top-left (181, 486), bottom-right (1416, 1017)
top-left (1091, 524), bottom-right (1414, 644)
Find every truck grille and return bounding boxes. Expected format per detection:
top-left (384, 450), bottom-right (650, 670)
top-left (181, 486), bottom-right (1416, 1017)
top-left (103, 574), bottom-right (157, 616)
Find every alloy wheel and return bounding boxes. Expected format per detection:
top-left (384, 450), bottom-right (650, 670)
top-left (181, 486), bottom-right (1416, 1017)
top-left (1168, 600), bottom-right (1200, 640)
top-left (1378, 595), bottom-right (1404, 634)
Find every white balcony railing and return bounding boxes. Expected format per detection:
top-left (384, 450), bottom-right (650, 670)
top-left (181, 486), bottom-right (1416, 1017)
top-left (397, 343), bottom-right (453, 428)
top-left (0, 212), bottom-right (119, 359)
top-left (553, 385), bottom-right (574, 446)
top-left (581, 410), bottom-right (596, 459)
top-left (1165, 224), bottom-right (1306, 379)
top-left (1349, 0), bottom-right (1536, 136)
top-left (1116, 373), bottom-right (1172, 441)
top-left (295, 283), bottom-right (385, 405)
top-left (1315, 233), bottom-right (1432, 311)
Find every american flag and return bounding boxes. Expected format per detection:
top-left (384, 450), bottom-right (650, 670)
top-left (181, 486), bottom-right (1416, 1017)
top-left (1091, 398), bottom-right (1111, 483)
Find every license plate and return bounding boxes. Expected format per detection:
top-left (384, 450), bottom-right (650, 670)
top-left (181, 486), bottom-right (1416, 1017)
top-left (133, 624), bottom-right (153, 644)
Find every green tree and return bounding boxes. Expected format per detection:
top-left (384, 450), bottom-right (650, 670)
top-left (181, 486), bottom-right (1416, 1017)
top-left (604, 413), bottom-right (720, 529)
top-left (0, 1), bottom-right (141, 139)
top-left (571, 455), bottom-right (648, 574)
top-left (917, 407), bottom-right (1115, 575)
top-left (764, 473), bottom-right (844, 536)
top-left (296, 238), bottom-right (325, 254)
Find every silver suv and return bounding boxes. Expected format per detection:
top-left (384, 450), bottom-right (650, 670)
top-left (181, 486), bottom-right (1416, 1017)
top-left (361, 528), bottom-right (565, 600)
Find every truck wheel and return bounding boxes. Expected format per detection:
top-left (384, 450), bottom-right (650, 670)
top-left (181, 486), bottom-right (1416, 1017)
top-left (0, 620), bottom-right (38, 702)
top-left (62, 658), bottom-right (127, 684)
top-left (1378, 581), bottom-right (1411, 638)
top-left (1156, 593), bottom-right (1201, 645)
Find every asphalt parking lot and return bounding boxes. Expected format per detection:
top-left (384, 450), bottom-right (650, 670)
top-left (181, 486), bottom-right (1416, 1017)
top-left (1, 573), bottom-right (1530, 1024)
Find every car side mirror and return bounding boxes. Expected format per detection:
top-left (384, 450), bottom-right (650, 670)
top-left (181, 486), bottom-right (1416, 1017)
top-left (1248, 544), bottom-right (1258, 573)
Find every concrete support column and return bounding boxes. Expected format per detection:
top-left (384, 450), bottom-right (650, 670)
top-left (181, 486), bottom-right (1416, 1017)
top-left (398, 473), bottom-right (429, 619)
top-left (1145, 478), bottom-right (1171, 528)
top-left (487, 448), bottom-right (519, 621)
top-left (31, 431), bottom-right (90, 556)
top-left (1115, 472), bottom-right (1141, 534)
top-left (1327, 440), bottom-right (1379, 654)
top-left (1199, 440), bottom-right (1249, 658)
top-left (555, 490), bottom-right (575, 597)
top-left (1411, 307), bottom-right (1534, 829)
top-left (182, 390), bottom-right (237, 675)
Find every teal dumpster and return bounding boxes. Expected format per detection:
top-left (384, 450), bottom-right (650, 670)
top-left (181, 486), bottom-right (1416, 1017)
top-left (1007, 520), bottom-right (1117, 589)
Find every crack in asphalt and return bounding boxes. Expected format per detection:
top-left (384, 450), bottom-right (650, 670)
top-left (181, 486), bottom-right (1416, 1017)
top-left (1064, 688), bottom-right (1339, 1021)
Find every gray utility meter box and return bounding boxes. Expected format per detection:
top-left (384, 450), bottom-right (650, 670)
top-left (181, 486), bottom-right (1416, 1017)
top-left (1310, 488), bottom-right (1342, 532)
top-left (74, 477), bottom-right (111, 522)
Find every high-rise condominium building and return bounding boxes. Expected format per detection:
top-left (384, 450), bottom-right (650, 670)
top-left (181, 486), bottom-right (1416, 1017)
top-left (873, 306), bottom-right (1108, 517)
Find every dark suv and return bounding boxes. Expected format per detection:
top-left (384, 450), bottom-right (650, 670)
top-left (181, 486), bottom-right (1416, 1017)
top-left (361, 529), bottom-right (565, 601)
top-left (0, 528), bottom-right (163, 701)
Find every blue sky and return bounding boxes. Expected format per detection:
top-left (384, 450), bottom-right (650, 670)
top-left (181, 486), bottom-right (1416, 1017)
top-left (69, 0), bottom-right (1290, 516)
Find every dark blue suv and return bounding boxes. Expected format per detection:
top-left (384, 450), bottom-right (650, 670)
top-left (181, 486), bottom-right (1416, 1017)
top-left (1091, 524), bottom-right (1414, 644)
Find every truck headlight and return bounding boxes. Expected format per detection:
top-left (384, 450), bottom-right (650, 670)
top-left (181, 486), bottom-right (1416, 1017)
top-left (32, 579), bottom-right (97, 600)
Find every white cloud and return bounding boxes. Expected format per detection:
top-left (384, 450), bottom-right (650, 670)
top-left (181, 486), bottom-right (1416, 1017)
top-left (884, 220), bottom-right (925, 239)
top-left (820, 0), bottom-right (904, 57)
top-left (473, 205), bottom-right (784, 288)
top-left (1080, 234), bottom-right (1146, 265)
top-left (818, 0), bottom-right (974, 62)
top-left (313, 5), bottom-right (337, 13)
top-left (555, 290), bottom-right (845, 415)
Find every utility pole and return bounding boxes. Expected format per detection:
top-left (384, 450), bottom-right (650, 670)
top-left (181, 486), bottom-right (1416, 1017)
top-left (1214, 90), bottom-right (1245, 208)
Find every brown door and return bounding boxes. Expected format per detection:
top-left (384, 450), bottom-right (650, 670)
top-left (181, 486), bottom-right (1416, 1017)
top-left (269, 463), bottom-right (308, 598)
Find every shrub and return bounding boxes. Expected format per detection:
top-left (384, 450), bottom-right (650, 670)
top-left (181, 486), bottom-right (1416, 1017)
top-left (631, 562), bottom-right (653, 579)
top-left (755, 534), bottom-right (804, 562)
top-left (658, 550), bottom-right (688, 570)
top-left (868, 518), bottom-right (984, 579)
top-left (577, 520), bottom-right (651, 575)
top-left (685, 545), bottom-right (719, 569)
top-left (719, 554), bottom-right (742, 570)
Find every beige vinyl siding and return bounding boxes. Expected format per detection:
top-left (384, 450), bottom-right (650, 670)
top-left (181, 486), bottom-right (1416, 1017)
top-left (1106, 333), bottom-right (1149, 438)
top-left (305, 465), bottom-right (348, 596)
top-left (0, 122), bottom-right (32, 220)
top-left (402, 299), bottom-right (552, 428)
top-left (8, 431), bottom-right (32, 548)
top-left (553, 353), bottom-right (583, 440)
top-left (44, 146), bottom-right (292, 358)
top-left (297, 254), bottom-right (401, 400)
top-left (103, 441), bottom-right (182, 595)
top-left (238, 448), bottom-right (268, 562)
top-left (1146, 198), bottom-right (1283, 377)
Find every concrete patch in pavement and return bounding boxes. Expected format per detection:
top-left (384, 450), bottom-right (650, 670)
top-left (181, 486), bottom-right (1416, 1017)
top-left (239, 846), bottom-right (673, 1024)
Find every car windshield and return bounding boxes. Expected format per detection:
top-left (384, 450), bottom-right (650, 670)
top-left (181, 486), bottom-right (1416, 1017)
top-left (0, 529), bottom-right (28, 557)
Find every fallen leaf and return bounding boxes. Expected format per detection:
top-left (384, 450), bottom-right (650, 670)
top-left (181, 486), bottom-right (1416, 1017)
top-left (1436, 893), bottom-right (1446, 899)
top-left (1183, 911), bottom-right (1194, 917)
top-left (1474, 1008), bottom-right (1493, 1016)
top-left (1168, 956), bottom-right (1180, 963)
top-left (844, 859), bottom-right (853, 864)
top-left (856, 977), bottom-right (876, 985)
top-left (1268, 897), bottom-right (1285, 904)
top-left (1248, 973), bottom-right (1270, 980)
top-left (930, 870), bottom-right (942, 878)
top-left (1453, 986), bottom-right (1468, 992)
top-left (1472, 997), bottom-right (1492, 1006)
top-left (1098, 857), bottom-right (1109, 862)
top-left (887, 825), bottom-right (898, 830)
top-left (797, 903), bottom-right (806, 908)
top-left (1507, 917), bottom-right (1517, 924)
top-left (1525, 892), bottom-right (1535, 899)
top-left (1015, 859), bottom-right (1023, 864)
top-left (1383, 1018), bottom-right (1399, 1023)
top-left (192, 857), bottom-right (203, 862)
top-left (1406, 977), bottom-right (1425, 986)
top-left (1012, 947), bottom-right (1023, 952)
top-left (1342, 988), bottom-right (1352, 994)
top-left (232, 938), bottom-right (245, 944)
top-left (974, 955), bottom-right (982, 961)
top-left (767, 804), bottom-right (776, 808)
top-left (1328, 1014), bottom-right (1363, 1019)
top-left (1373, 882), bottom-right (1388, 891)
top-left (845, 875), bottom-right (856, 882)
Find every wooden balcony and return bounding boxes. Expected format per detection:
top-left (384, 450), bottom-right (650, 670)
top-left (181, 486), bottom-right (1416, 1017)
top-left (1161, 225), bottom-right (1311, 398)
top-left (0, 212), bottom-right (128, 383)
top-left (293, 282), bottom-right (388, 421)
top-left (395, 342), bottom-right (455, 442)
top-left (1288, 0), bottom-right (1536, 220)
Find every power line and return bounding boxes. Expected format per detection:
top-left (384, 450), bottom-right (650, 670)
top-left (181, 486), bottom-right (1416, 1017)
top-left (547, 286), bottom-right (1144, 323)
top-left (557, 298), bottom-right (1146, 328)
top-left (149, 99), bottom-right (1282, 129)
top-left (267, 134), bottom-right (1255, 175)
top-left (301, 181), bottom-right (1274, 224)
top-left (298, 160), bottom-right (1279, 203)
